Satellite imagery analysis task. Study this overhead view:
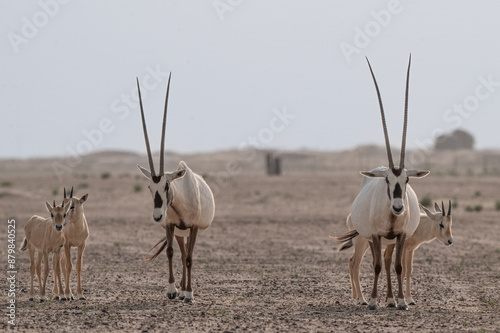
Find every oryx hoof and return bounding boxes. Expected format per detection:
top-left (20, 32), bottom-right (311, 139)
top-left (408, 298), bottom-right (416, 305)
top-left (367, 304), bottom-right (378, 310)
top-left (177, 294), bottom-right (185, 301)
top-left (397, 304), bottom-right (408, 310)
top-left (183, 297), bottom-right (194, 304)
top-left (39, 297), bottom-right (45, 303)
top-left (409, 301), bottom-right (416, 306)
top-left (386, 298), bottom-right (396, 308)
top-left (29, 297), bottom-right (34, 302)
top-left (360, 301), bottom-right (368, 306)
top-left (53, 296), bottom-right (60, 301)
top-left (60, 297), bottom-right (67, 301)
top-left (79, 296), bottom-right (86, 300)
top-left (70, 296), bottom-right (75, 301)
top-left (167, 292), bottom-right (178, 300)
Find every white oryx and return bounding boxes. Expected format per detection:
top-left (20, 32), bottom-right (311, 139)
top-left (334, 56), bottom-right (429, 310)
top-left (338, 201), bottom-right (454, 306)
top-left (136, 74), bottom-right (215, 304)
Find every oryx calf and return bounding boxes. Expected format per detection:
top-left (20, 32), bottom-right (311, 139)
top-left (59, 187), bottom-right (89, 300)
top-left (136, 74), bottom-right (215, 304)
top-left (19, 200), bottom-right (69, 301)
top-left (338, 201), bottom-right (454, 306)
top-left (335, 56), bottom-right (429, 310)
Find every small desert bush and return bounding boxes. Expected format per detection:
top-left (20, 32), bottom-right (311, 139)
top-left (495, 201), bottom-right (500, 211)
top-left (419, 195), bottom-right (432, 208)
top-left (134, 184), bottom-right (142, 193)
top-left (101, 172), bottom-right (112, 179)
top-left (465, 205), bottom-right (483, 212)
top-left (78, 183), bottom-right (90, 189)
top-left (1, 181), bottom-right (12, 187)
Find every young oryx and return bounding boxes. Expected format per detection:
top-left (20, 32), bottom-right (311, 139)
top-left (334, 56), bottom-right (429, 310)
top-left (58, 187), bottom-right (89, 301)
top-left (337, 201), bottom-right (454, 306)
top-left (136, 74), bottom-right (215, 304)
top-left (19, 200), bottom-right (69, 301)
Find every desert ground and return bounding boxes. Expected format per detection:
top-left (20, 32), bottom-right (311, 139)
top-left (1, 149), bottom-right (499, 332)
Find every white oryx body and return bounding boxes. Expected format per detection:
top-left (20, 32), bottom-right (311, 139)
top-left (136, 73), bottom-right (215, 304)
top-left (159, 161), bottom-right (215, 237)
top-left (350, 166), bottom-right (420, 240)
top-left (333, 56), bottom-right (429, 311)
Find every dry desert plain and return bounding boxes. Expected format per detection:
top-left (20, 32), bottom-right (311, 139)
top-left (1, 149), bottom-right (499, 332)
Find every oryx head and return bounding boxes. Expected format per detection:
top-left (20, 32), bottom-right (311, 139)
top-left (136, 74), bottom-right (186, 223)
top-left (62, 187), bottom-right (88, 225)
top-left (45, 199), bottom-right (69, 232)
top-left (360, 55), bottom-right (429, 216)
top-left (421, 201), bottom-right (454, 246)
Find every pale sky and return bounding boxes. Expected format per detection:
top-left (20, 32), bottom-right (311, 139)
top-left (1, 1), bottom-right (499, 158)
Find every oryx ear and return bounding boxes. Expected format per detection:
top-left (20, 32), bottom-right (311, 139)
top-left (420, 203), bottom-right (438, 219)
top-left (434, 202), bottom-right (441, 212)
top-left (360, 170), bottom-right (386, 178)
top-left (79, 193), bottom-right (89, 204)
top-left (407, 170), bottom-right (430, 178)
top-left (166, 169), bottom-right (186, 182)
top-left (137, 164), bottom-right (151, 179)
top-left (45, 200), bottom-right (52, 213)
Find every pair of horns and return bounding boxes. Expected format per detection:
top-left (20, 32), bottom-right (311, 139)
top-left (53, 200), bottom-right (65, 208)
top-left (366, 55), bottom-right (411, 170)
top-left (137, 73), bottom-right (172, 177)
top-left (436, 200), bottom-right (452, 216)
top-left (64, 187), bottom-right (73, 199)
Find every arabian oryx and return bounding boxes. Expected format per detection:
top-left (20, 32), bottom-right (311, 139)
top-left (20, 200), bottom-right (69, 301)
top-left (59, 187), bottom-right (89, 301)
top-left (136, 74), bottom-right (215, 304)
top-left (334, 56), bottom-right (429, 310)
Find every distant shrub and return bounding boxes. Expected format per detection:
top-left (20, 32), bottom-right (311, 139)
top-left (495, 201), bottom-right (500, 211)
top-left (452, 198), bottom-right (458, 209)
top-left (1, 181), bottom-right (12, 187)
top-left (134, 184), bottom-right (142, 193)
top-left (466, 205), bottom-right (483, 212)
top-left (420, 195), bottom-right (432, 208)
top-left (78, 183), bottom-right (89, 189)
top-left (474, 191), bottom-right (482, 197)
top-left (52, 188), bottom-right (59, 196)
top-left (101, 172), bottom-right (111, 179)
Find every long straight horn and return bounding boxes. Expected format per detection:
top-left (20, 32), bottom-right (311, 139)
top-left (366, 57), bottom-right (394, 169)
top-left (70, 186), bottom-right (73, 198)
top-left (64, 187), bottom-right (67, 199)
top-left (400, 54), bottom-right (411, 170)
top-left (136, 77), bottom-right (156, 176)
top-left (441, 201), bottom-right (445, 217)
top-left (448, 199), bottom-right (452, 216)
top-left (159, 73), bottom-right (172, 175)
top-left (53, 200), bottom-right (56, 208)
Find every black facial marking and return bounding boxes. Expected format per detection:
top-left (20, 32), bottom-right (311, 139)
top-left (165, 182), bottom-right (169, 191)
top-left (154, 191), bottom-right (163, 208)
top-left (393, 183), bottom-right (402, 199)
top-left (392, 168), bottom-right (403, 176)
top-left (152, 175), bottom-right (162, 184)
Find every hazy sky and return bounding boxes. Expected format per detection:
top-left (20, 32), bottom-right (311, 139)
top-left (1, 1), bottom-right (499, 158)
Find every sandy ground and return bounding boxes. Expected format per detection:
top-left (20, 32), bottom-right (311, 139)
top-left (1, 159), bottom-right (499, 332)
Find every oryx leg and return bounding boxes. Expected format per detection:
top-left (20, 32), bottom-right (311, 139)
top-left (349, 238), bottom-right (369, 305)
top-left (40, 251), bottom-right (50, 302)
top-left (395, 233), bottom-right (408, 310)
top-left (405, 249), bottom-right (416, 305)
top-left (384, 244), bottom-right (396, 307)
top-left (165, 224), bottom-right (178, 300)
top-left (52, 251), bottom-right (63, 300)
top-left (184, 226), bottom-right (198, 304)
top-left (62, 244), bottom-right (73, 300)
top-left (28, 245), bottom-right (36, 301)
top-left (175, 235), bottom-right (187, 300)
top-left (76, 243), bottom-right (86, 300)
top-left (368, 235), bottom-right (382, 310)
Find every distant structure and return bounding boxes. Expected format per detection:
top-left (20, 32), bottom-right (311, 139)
top-left (435, 129), bottom-right (475, 150)
top-left (266, 152), bottom-right (282, 176)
